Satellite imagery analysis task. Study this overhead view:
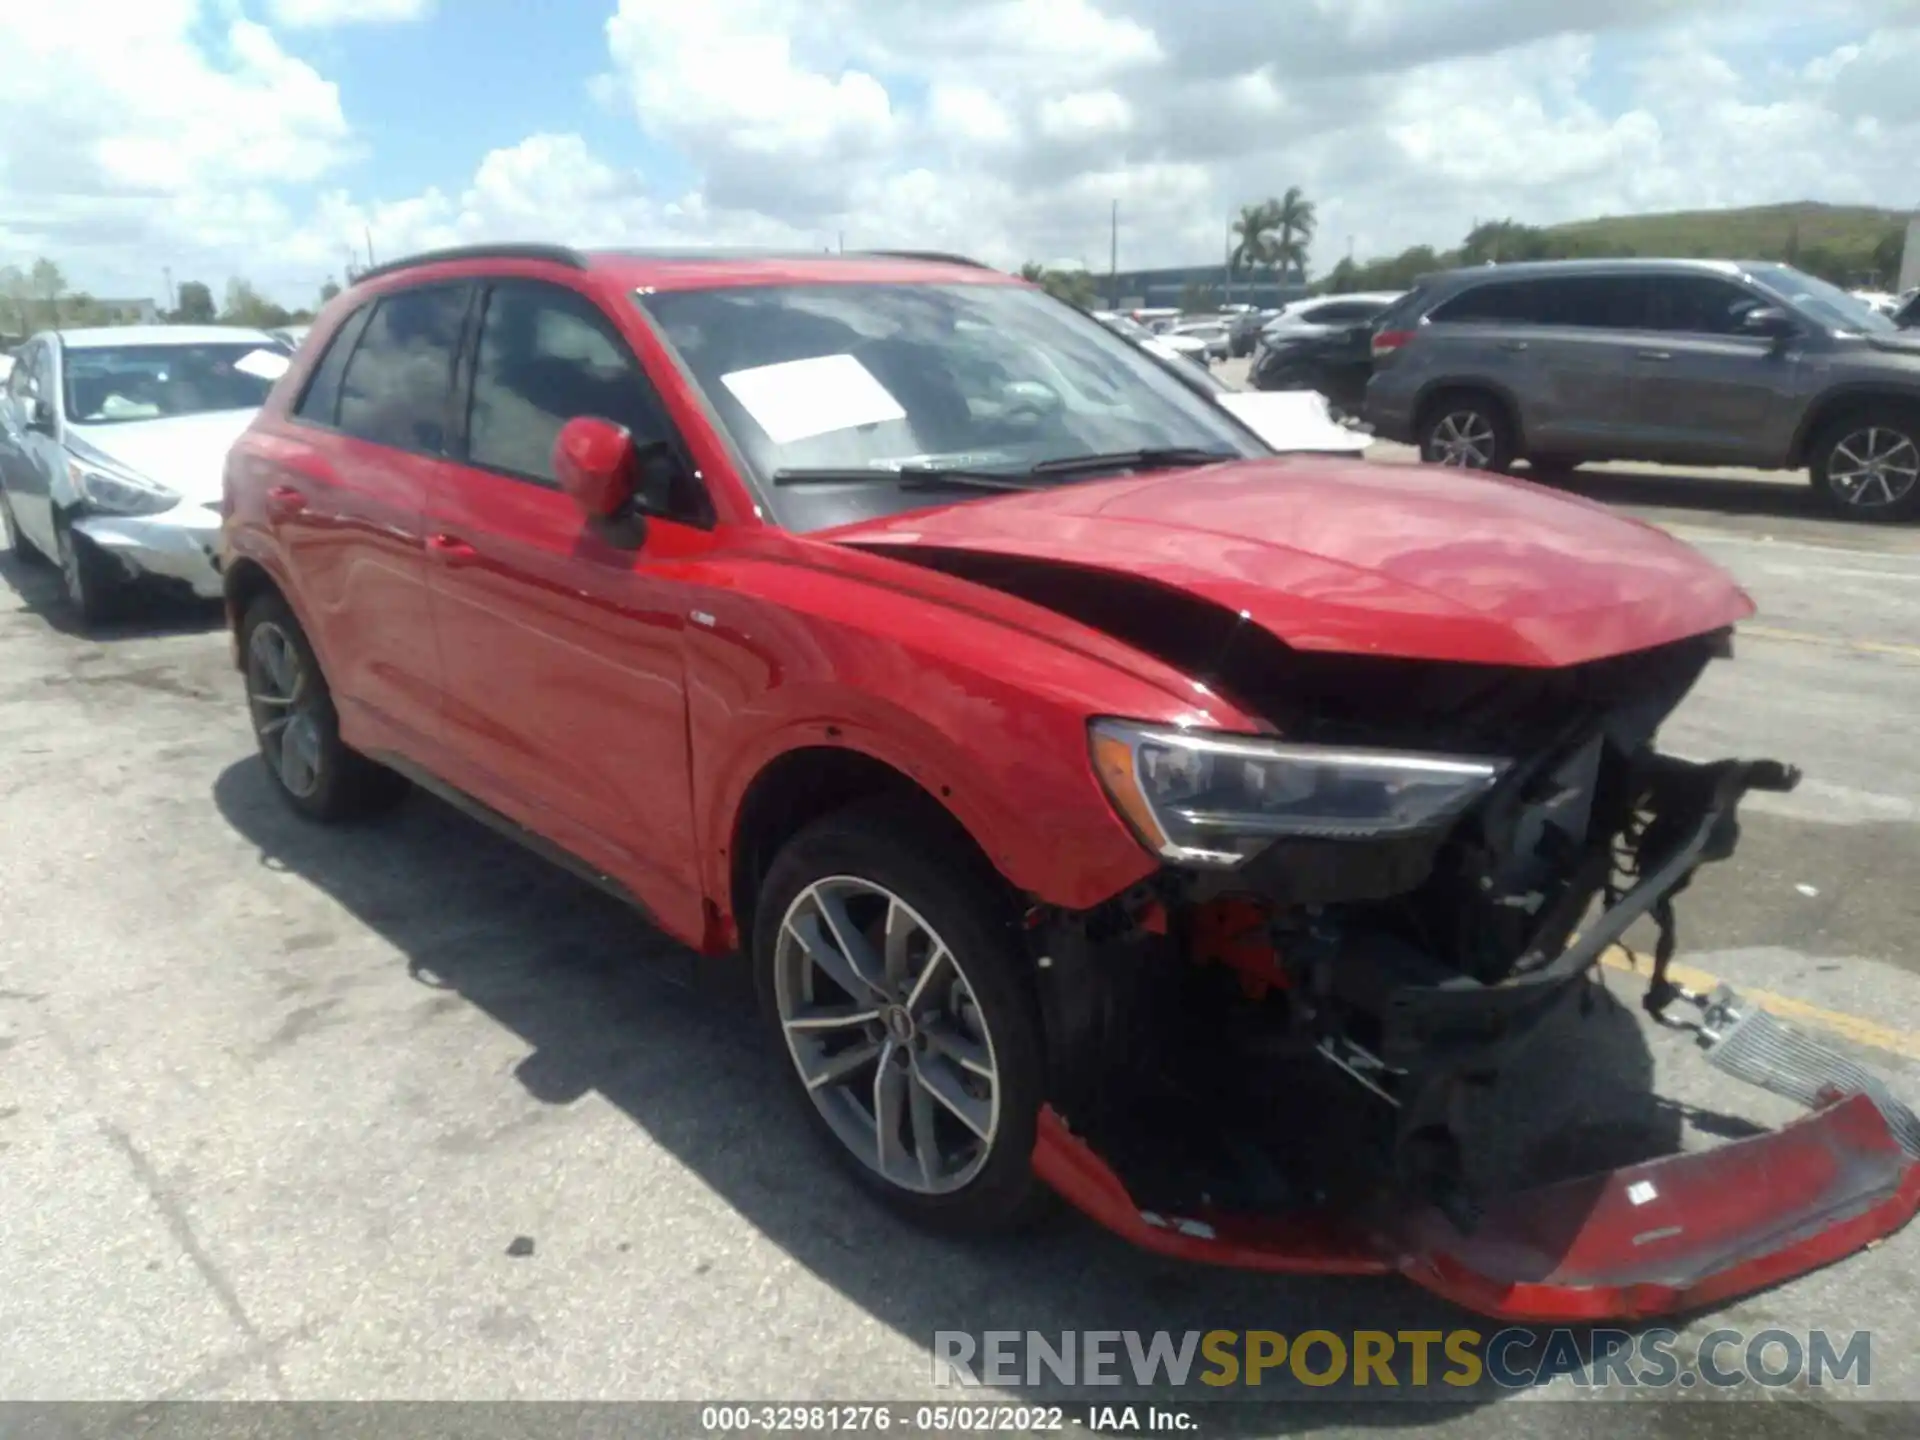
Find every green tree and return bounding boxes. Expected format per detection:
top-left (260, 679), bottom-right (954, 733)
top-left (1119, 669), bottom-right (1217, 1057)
top-left (29, 258), bottom-right (65, 327)
top-left (1321, 256), bottom-right (1360, 294)
top-left (1267, 186), bottom-right (1316, 279)
top-left (1179, 280), bottom-right (1221, 314)
top-left (1460, 219), bottom-right (1551, 265)
top-left (318, 279), bottom-right (342, 305)
top-left (1230, 202), bottom-right (1275, 275)
top-left (1017, 262), bottom-right (1097, 309)
top-left (1873, 226), bottom-right (1907, 288)
top-left (173, 280), bottom-right (217, 324)
top-left (0, 265), bottom-right (30, 336)
top-left (221, 278), bottom-right (294, 329)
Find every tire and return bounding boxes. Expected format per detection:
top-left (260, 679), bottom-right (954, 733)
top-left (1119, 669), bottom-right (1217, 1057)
top-left (753, 797), bottom-right (1049, 1235)
top-left (54, 514), bottom-right (123, 627)
top-left (1809, 410), bottom-right (1920, 521)
top-left (1418, 392), bottom-right (1515, 473)
top-left (1525, 454), bottom-right (1581, 482)
top-left (1, 487), bottom-right (48, 565)
top-left (240, 590), bottom-right (410, 822)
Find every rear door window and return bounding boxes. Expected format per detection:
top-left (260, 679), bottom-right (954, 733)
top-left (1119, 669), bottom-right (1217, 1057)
top-left (336, 284), bottom-right (472, 454)
top-left (1428, 281), bottom-right (1538, 324)
top-left (1528, 276), bottom-right (1650, 330)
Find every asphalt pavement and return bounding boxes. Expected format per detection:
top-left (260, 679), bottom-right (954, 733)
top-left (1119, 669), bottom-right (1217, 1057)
top-left (3, 427), bottom-right (1920, 1436)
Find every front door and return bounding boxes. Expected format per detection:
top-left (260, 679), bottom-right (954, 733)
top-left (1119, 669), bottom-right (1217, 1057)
top-left (0, 341), bottom-right (64, 554)
top-left (423, 277), bottom-right (715, 943)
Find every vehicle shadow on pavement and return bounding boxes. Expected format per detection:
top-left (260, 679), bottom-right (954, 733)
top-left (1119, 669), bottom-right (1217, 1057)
top-left (1523, 463), bottom-right (1900, 529)
top-left (0, 545), bottom-right (223, 640)
top-left (210, 758), bottom-right (1749, 1414)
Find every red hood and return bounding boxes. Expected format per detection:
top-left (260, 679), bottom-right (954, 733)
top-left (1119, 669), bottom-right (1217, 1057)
top-left (824, 457), bottom-right (1754, 667)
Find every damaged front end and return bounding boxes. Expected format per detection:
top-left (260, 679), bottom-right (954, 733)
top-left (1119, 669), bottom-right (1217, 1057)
top-left (1024, 627), bottom-right (1920, 1320)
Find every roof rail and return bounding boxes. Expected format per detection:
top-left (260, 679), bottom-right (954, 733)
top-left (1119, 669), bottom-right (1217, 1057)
top-left (352, 243), bottom-right (588, 286)
top-left (859, 249), bottom-right (995, 271)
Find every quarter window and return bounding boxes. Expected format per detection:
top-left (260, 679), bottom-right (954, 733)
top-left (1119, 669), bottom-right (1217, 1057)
top-left (336, 284), bottom-right (471, 454)
top-left (293, 305), bottom-right (374, 427)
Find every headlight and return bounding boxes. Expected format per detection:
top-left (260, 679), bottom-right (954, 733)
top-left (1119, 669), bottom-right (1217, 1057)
top-left (1089, 719), bottom-right (1509, 868)
top-left (67, 457), bottom-right (178, 516)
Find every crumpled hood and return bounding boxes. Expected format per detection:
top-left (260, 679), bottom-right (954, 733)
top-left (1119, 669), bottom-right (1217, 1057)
top-left (66, 409), bottom-right (256, 507)
top-left (824, 458), bottom-right (1755, 667)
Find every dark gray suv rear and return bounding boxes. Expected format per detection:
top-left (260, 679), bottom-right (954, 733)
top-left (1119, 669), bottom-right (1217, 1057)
top-left (1363, 258), bottom-right (1920, 520)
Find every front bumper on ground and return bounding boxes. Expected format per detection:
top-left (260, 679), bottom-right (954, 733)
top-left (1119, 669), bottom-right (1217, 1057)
top-left (1030, 753), bottom-right (1920, 1320)
top-left (75, 503), bottom-right (223, 599)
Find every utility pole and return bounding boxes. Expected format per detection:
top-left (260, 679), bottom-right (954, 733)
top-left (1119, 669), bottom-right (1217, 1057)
top-left (1109, 200), bottom-right (1119, 308)
top-left (365, 226), bottom-right (376, 269)
top-left (837, 230), bottom-right (845, 254)
top-left (1223, 216), bottom-right (1233, 305)
top-left (163, 267), bottom-right (175, 315)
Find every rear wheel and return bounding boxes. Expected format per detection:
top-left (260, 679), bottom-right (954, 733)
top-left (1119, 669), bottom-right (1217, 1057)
top-left (1810, 412), bottom-right (1920, 521)
top-left (753, 799), bottom-right (1049, 1235)
top-left (1418, 394), bottom-right (1514, 473)
top-left (241, 591), bottom-right (410, 822)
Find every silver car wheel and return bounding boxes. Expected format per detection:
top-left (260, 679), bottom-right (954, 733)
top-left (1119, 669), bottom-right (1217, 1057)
top-left (1429, 410), bottom-right (1497, 468)
top-left (1828, 427), bottom-right (1920, 510)
top-left (773, 876), bottom-right (1001, 1195)
top-left (247, 621), bottom-right (324, 799)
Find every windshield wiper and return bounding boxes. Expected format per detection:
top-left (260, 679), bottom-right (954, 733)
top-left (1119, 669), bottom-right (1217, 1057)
top-left (771, 465), bottom-right (1041, 492)
top-left (1023, 446), bottom-right (1238, 478)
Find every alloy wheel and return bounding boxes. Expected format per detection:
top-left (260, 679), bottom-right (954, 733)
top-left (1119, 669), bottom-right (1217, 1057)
top-left (773, 876), bottom-right (1001, 1195)
top-left (1828, 427), bottom-right (1920, 510)
top-left (1429, 410), bottom-right (1497, 468)
top-left (246, 621), bottom-right (325, 799)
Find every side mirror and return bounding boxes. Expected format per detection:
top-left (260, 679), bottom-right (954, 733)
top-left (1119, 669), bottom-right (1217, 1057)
top-left (553, 416), bottom-right (638, 519)
top-left (26, 398), bottom-right (55, 434)
top-left (1741, 306), bottom-right (1797, 341)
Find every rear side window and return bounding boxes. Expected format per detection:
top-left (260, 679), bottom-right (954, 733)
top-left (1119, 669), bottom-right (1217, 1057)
top-left (337, 283), bottom-right (472, 454)
top-left (292, 305), bottom-right (372, 427)
top-left (1428, 280), bottom-right (1536, 324)
top-left (1531, 276), bottom-right (1649, 329)
top-left (465, 280), bottom-right (702, 516)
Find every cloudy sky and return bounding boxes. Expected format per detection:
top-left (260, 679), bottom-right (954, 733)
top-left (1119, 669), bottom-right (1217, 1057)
top-left (4, 0), bottom-right (1919, 307)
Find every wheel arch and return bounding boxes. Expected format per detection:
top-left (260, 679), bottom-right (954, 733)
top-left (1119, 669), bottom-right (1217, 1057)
top-left (1788, 386), bottom-right (1920, 469)
top-left (1413, 379), bottom-right (1527, 453)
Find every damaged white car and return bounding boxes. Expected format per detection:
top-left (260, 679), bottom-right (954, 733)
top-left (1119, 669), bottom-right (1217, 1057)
top-left (0, 325), bottom-right (291, 626)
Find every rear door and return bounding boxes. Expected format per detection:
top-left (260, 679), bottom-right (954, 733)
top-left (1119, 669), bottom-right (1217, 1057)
top-left (272, 283), bottom-right (473, 757)
top-left (1628, 273), bottom-right (1803, 465)
top-left (1426, 275), bottom-right (1647, 454)
top-left (422, 276), bottom-right (716, 942)
top-left (0, 341), bottom-right (63, 554)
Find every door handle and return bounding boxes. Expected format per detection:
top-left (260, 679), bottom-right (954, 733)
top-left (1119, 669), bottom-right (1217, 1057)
top-left (265, 484), bottom-right (308, 515)
top-left (1636, 349), bottom-right (1672, 361)
top-left (426, 532), bottom-right (480, 565)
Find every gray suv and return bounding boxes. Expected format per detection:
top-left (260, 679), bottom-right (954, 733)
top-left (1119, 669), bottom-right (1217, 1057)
top-left (1363, 258), bottom-right (1920, 520)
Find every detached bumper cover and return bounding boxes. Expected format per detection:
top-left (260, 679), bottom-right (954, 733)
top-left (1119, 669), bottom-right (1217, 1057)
top-left (75, 504), bottom-right (223, 597)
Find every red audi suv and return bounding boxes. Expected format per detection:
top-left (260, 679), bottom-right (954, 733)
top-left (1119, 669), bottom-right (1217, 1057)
top-left (221, 244), bottom-right (1917, 1320)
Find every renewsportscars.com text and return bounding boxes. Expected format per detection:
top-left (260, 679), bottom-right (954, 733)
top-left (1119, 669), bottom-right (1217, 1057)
top-left (932, 1328), bottom-right (1872, 1391)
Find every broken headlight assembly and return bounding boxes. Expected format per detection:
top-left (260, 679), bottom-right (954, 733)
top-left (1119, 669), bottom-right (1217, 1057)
top-left (66, 455), bottom-right (179, 516)
top-left (1089, 718), bottom-right (1509, 868)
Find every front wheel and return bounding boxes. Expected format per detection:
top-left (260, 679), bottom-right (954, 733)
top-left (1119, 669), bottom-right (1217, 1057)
top-left (1418, 396), bottom-right (1513, 473)
top-left (1810, 414), bottom-right (1920, 521)
top-left (754, 799), bottom-right (1049, 1234)
top-left (54, 516), bottom-right (123, 627)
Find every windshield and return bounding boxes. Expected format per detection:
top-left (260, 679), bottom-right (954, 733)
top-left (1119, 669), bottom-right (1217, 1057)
top-left (1750, 265), bottom-right (1897, 335)
top-left (62, 342), bottom-right (285, 425)
top-left (637, 282), bottom-right (1258, 531)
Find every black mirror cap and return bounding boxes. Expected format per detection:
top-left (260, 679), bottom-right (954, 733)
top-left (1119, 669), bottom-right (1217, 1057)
top-left (1742, 305), bottom-right (1797, 337)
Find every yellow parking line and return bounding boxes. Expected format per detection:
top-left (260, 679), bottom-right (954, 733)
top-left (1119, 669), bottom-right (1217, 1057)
top-left (1599, 947), bottom-right (1920, 1062)
top-left (1740, 624), bottom-right (1920, 663)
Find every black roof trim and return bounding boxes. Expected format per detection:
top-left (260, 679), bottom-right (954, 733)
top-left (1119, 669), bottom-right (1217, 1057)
top-left (858, 249), bottom-right (994, 270)
top-left (352, 244), bottom-right (588, 286)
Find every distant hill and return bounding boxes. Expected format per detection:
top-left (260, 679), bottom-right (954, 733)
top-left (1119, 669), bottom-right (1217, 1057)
top-left (1541, 201), bottom-right (1910, 264)
top-left (1326, 201), bottom-right (1913, 294)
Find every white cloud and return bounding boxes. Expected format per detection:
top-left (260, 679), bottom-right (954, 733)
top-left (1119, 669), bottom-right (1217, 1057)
top-left (267, 0), bottom-right (435, 27)
top-left (6, 0), bottom-right (1920, 309)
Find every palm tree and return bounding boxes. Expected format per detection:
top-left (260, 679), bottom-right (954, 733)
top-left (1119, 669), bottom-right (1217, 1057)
top-left (1230, 202), bottom-right (1276, 276)
top-left (1269, 187), bottom-right (1316, 281)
